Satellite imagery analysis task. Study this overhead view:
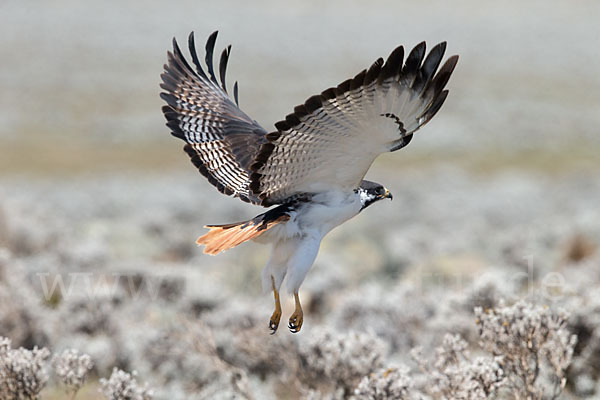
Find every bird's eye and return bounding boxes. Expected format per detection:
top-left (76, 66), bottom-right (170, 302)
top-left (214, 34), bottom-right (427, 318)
top-left (376, 187), bottom-right (385, 195)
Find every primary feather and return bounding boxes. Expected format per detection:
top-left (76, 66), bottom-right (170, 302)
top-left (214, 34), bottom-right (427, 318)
top-left (160, 32), bottom-right (458, 207)
top-left (160, 32), bottom-right (268, 204)
top-left (160, 31), bottom-right (458, 333)
top-left (250, 42), bottom-right (458, 205)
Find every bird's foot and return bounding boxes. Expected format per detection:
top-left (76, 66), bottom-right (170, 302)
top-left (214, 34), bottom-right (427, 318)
top-left (288, 291), bottom-right (303, 333)
top-left (269, 308), bottom-right (281, 334)
top-left (288, 309), bottom-right (303, 333)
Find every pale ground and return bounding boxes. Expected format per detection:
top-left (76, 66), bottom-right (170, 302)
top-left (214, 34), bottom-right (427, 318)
top-left (0, 1), bottom-right (599, 399)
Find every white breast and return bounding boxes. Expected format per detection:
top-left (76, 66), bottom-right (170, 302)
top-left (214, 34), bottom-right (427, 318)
top-left (296, 190), bottom-right (363, 237)
top-left (257, 190), bottom-right (363, 294)
top-left (253, 190), bottom-right (362, 245)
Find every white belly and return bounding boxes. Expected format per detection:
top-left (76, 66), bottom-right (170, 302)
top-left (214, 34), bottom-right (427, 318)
top-left (296, 191), bottom-right (363, 237)
top-left (254, 190), bottom-right (362, 244)
top-left (258, 190), bottom-right (362, 293)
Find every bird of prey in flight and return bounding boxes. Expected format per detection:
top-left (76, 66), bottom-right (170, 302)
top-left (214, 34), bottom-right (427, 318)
top-left (160, 31), bottom-right (458, 333)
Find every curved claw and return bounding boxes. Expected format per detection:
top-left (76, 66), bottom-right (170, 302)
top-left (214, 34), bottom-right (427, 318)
top-left (288, 320), bottom-right (301, 333)
top-left (288, 293), bottom-right (303, 333)
top-left (269, 310), bottom-right (281, 334)
top-left (288, 316), bottom-right (302, 333)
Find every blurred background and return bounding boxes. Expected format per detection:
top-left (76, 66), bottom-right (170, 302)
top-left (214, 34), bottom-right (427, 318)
top-left (2, 0), bottom-right (599, 174)
top-left (1, 1), bottom-right (599, 399)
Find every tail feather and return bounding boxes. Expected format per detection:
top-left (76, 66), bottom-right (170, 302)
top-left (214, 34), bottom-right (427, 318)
top-left (197, 214), bottom-right (290, 255)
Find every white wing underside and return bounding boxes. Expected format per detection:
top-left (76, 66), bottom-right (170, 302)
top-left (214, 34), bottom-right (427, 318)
top-left (267, 84), bottom-right (427, 194)
top-left (162, 33), bottom-right (458, 207)
top-left (253, 43), bottom-right (458, 204)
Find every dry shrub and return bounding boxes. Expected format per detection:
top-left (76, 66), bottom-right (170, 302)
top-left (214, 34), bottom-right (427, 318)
top-left (335, 283), bottom-right (434, 353)
top-left (0, 337), bottom-right (50, 400)
top-left (142, 318), bottom-right (252, 399)
top-left (0, 335), bottom-right (155, 400)
top-left (353, 366), bottom-right (414, 400)
top-left (412, 334), bottom-right (506, 399)
top-left (53, 348), bottom-right (94, 397)
top-left (297, 330), bottom-right (384, 398)
top-left (475, 301), bottom-right (577, 399)
top-left (100, 368), bottom-right (153, 400)
top-left (566, 289), bottom-right (600, 396)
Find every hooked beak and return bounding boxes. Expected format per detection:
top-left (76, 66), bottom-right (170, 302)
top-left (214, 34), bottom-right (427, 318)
top-left (379, 188), bottom-right (393, 201)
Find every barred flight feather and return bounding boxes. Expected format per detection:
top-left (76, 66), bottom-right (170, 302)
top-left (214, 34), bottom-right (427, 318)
top-left (161, 32), bottom-right (458, 207)
top-left (160, 31), bottom-right (268, 204)
top-left (250, 42), bottom-right (458, 205)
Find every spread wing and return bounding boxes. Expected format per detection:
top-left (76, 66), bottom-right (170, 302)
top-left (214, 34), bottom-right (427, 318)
top-left (160, 31), bottom-right (269, 204)
top-left (249, 42), bottom-right (459, 206)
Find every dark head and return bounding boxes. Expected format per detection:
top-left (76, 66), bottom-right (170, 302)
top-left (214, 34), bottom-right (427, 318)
top-left (357, 180), bottom-right (392, 211)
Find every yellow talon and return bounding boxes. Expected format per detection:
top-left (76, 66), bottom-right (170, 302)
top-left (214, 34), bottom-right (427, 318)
top-left (269, 276), bottom-right (282, 334)
top-left (288, 292), bottom-right (304, 333)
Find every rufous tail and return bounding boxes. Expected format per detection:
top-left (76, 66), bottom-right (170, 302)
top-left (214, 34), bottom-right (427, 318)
top-left (197, 215), bottom-right (289, 255)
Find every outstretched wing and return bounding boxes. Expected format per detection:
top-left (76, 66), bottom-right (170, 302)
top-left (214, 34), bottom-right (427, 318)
top-left (160, 31), bottom-right (269, 204)
top-left (249, 42), bottom-right (459, 205)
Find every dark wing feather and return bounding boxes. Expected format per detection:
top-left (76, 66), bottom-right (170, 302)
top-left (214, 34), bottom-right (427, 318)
top-left (204, 31), bottom-right (219, 85)
top-left (160, 31), bottom-right (269, 204)
top-left (250, 42), bottom-right (458, 205)
top-left (219, 46), bottom-right (231, 93)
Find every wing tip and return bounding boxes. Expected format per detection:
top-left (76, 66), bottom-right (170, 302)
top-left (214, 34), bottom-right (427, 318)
top-left (378, 45), bottom-right (404, 82)
top-left (350, 69), bottom-right (367, 91)
top-left (364, 57), bottom-right (384, 86)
